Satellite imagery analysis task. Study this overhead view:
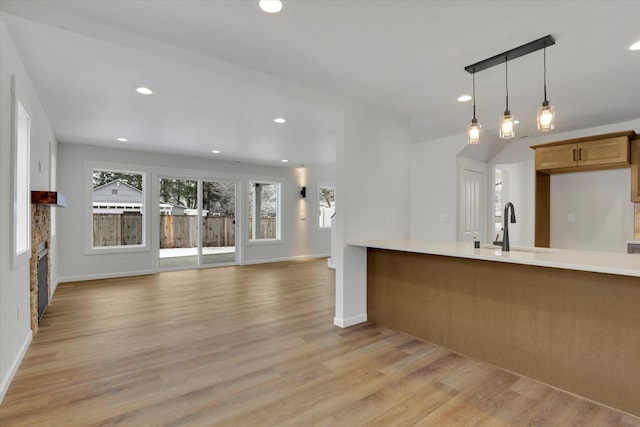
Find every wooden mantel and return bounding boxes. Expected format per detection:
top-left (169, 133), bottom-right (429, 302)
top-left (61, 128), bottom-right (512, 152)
top-left (31, 191), bottom-right (67, 207)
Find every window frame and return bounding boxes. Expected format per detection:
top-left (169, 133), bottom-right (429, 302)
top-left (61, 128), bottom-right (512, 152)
top-left (247, 179), bottom-right (282, 245)
top-left (85, 162), bottom-right (150, 255)
top-left (11, 76), bottom-right (31, 268)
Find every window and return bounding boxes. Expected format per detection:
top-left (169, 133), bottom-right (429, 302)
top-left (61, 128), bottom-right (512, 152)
top-left (12, 97), bottom-right (31, 266)
top-left (318, 184), bottom-right (335, 229)
top-left (91, 169), bottom-right (145, 249)
top-left (248, 181), bottom-right (280, 241)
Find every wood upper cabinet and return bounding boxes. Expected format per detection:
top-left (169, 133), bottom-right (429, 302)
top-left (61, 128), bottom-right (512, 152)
top-left (632, 138), bottom-right (640, 202)
top-left (535, 144), bottom-right (577, 170)
top-left (533, 133), bottom-right (633, 173)
top-left (578, 137), bottom-right (629, 167)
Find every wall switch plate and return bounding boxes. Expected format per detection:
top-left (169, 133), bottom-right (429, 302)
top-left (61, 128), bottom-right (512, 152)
top-left (568, 213), bottom-right (575, 223)
top-left (439, 213), bottom-right (448, 222)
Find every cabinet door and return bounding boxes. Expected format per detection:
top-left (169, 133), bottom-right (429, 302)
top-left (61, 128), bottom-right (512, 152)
top-left (577, 136), bottom-right (629, 167)
top-left (632, 138), bottom-right (640, 202)
top-left (535, 144), bottom-right (577, 171)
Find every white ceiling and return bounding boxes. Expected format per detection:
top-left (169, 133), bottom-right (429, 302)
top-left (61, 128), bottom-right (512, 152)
top-left (1, 0), bottom-right (639, 167)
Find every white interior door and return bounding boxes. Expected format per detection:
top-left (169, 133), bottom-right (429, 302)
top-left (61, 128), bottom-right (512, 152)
top-left (459, 168), bottom-right (485, 243)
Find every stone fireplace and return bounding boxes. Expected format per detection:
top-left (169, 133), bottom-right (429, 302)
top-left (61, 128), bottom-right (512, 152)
top-left (30, 204), bottom-right (51, 334)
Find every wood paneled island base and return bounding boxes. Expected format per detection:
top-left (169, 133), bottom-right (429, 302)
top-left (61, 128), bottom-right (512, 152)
top-left (367, 248), bottom-right (640, 417)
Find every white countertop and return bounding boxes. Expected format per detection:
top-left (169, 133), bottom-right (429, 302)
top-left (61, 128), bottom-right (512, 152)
top-left (349, 239), bottom-right (640, 278)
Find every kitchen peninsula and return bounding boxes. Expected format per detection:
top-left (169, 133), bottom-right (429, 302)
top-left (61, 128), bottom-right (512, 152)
top-left (349, 239), bottom-right (640, 417)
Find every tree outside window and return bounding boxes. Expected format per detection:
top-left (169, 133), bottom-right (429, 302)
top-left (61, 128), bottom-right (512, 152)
top-left (318, 185), bottom-right (335, 229)
top-left (248, 182), bottom-right (280, 241)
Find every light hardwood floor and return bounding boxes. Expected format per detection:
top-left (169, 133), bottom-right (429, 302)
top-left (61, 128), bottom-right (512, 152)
top-left (1, 258), bottom-right (638, 426)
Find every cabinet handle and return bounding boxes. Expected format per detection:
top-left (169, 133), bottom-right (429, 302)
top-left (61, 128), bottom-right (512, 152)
top-left (578, 148), bottom-right (582, 161)
top-left (573, 149), bottom-right (577, 162)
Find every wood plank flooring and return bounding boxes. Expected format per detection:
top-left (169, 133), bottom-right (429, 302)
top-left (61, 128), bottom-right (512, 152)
top-left (1, 258), bottom-right (638, 426)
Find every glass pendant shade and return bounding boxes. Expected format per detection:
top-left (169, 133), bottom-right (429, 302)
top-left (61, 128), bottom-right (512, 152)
top-left (499, 112), bottom-right (515, 139)
top-left (537, 46), bottom-right (555, 132)
top-left (498, 58), bottom-right (515, 139)
top-left (537, 102), bottom-right (555, 131)
top-left (467, 71), bottom-right (481, 145)
top-left (468, 119), bottom-right (481, 144)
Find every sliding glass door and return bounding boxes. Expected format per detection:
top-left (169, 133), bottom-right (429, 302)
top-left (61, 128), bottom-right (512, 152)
top-left (201, 180), bottom-right (236, 266)
top-left (159, 178), bottom-right (236, 269)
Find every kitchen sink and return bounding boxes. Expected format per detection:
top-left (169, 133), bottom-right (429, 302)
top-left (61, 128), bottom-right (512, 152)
top-left (481, 244), bottom-right (559, 254)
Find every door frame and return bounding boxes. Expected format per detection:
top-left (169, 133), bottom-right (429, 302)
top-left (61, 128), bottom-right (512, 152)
top-left (157, 174), bottom-right (240, 271)
top-left (457, 157), bottom-right (487, 243)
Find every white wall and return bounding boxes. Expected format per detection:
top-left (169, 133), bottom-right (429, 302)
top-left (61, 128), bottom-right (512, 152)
top-left (0, 21), bottom-right (57, 402)
top-left (551, 169), bottom-right (633, 253)
top-left (57, 143), bottom-right (334, 281)
top-left (334, 104), bottom-right (411, 327)
top-left (410, 133), bottom-right (467, 241)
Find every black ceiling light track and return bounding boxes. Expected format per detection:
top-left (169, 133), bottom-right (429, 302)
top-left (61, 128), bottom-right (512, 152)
top-left (465, 35), bottom-right (556, 74)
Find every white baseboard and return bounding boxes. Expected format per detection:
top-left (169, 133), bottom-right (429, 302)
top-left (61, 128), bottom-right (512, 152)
top-left (57, 269), bottom-right (155, 283)
top-left (0, 331), bottom-right (32, 404)
top-left (334, 313), bottom-right (368, 328)
top-left (242, 253), bottom-right (330, 266)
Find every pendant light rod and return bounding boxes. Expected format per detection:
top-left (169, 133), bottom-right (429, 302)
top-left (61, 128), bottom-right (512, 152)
top-left (464, 35), bottom-right (555, 74)
top-left (472, 71), bottom-right (477, 119)
top-left (504, 56), bottom-right (509, 113)
top-left (543, 46), bottom-right (548, 103)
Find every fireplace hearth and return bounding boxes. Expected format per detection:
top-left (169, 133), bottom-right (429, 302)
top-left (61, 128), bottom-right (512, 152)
top-left (37, 242), bottom-right (48, 321)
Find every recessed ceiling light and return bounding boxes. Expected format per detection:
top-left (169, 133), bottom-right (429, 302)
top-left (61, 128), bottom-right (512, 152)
top-left (630, 40), bottom-right (640, 51)
top-left (457, 95), bottom-right (472, 102)
top-left (258, 0), bottom-right (283, 14)
top-left (274, 117), bottom-right (286, 124)
top-left (514, 120), bottom-right (520, 124)
top-left (116, 137), bottom-right (128, 142)
top-left (281, 159), bottom-right (289, 163)
top-left (135, 86), bottom-right (153, 95)
top-left (211, 150), bottom-right (221, 154)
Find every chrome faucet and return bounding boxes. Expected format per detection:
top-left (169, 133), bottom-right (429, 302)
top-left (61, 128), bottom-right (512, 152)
top-left (502, 202), bottom-right (517, 251)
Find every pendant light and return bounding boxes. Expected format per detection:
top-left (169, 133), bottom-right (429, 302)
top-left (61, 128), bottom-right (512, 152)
top-left (467, 70), bottom-right (481, 144)
top-left (464, 35), bottom-right (556, 138)
top-left (499, 56), bottom-right (515, 139)
top-left (537, 46), bottom-right (555, 131)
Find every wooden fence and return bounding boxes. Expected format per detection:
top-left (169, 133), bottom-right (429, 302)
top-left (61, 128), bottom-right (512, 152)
top-left (93, 213), bottom-right (142, 246)
top-left (248, 217), bottom-right (277, 240)
top-left (160, 215), bottom-right (236, 248)
top-left (94, 214), bottom-right (277, 248)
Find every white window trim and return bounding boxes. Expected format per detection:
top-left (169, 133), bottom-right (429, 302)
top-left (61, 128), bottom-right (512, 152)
top-left (316, 181), bottom-right (336, 231)
top-left (85, 161), bottom-right (151, 255)
top-left (11, 76), bottom-right (31, 269)
top-left (247, 178), bottom-right (282, 244)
